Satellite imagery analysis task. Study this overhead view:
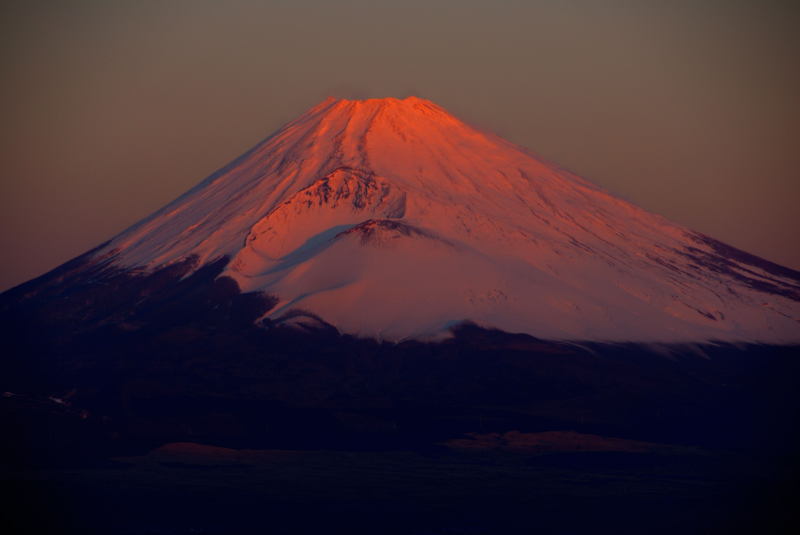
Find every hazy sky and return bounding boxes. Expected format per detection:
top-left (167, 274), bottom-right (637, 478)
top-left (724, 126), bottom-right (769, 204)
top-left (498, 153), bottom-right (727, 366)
top-left (2, 0), bottom-right (798, 291)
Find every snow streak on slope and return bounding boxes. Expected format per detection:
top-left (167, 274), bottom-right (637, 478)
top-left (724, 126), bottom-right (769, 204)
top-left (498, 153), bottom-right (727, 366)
top-left (96, 97), bottom-right (800, 343)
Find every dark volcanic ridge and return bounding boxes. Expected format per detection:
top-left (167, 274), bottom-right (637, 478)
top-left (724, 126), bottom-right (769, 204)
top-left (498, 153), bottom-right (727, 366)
top-left (2, 255), bottom-right (798, 460)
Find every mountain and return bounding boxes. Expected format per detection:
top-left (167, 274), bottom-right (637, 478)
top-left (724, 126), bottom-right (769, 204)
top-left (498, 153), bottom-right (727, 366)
top-left (21, 96), bottom-right (800, 343)
top-left (3, 97), bottom-right (799, 535)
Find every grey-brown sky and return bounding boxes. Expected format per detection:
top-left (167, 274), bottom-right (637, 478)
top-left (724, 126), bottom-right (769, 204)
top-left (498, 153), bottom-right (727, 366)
top-left (1, 0), bottom-right (798, 291)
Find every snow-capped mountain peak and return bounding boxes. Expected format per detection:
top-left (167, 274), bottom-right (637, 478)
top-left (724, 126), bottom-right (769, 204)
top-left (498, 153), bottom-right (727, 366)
top-left (93, 97), bottom-right (799, 343)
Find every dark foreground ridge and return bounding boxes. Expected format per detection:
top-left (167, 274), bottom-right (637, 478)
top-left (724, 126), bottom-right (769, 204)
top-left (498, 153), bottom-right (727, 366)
top-left (2, 256), bottom-right (799, 534)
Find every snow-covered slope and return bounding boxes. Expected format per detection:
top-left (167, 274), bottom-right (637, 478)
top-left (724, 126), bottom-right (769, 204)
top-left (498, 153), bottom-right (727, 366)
top-left (95, 97), bottom-right (800, 343)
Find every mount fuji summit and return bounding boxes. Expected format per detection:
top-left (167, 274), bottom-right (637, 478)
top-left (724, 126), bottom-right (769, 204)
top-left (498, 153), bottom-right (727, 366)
top-left (26, 96), bottom-right (795, 343)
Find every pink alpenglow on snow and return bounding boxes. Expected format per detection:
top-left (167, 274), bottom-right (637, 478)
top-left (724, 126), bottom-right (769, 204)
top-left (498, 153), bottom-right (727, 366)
top-left (97, 97), bottom-right (800, 343)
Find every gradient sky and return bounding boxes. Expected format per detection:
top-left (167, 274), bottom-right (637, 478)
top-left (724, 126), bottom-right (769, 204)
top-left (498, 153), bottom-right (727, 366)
top-left (1, 0), bottom-right (798, 291)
